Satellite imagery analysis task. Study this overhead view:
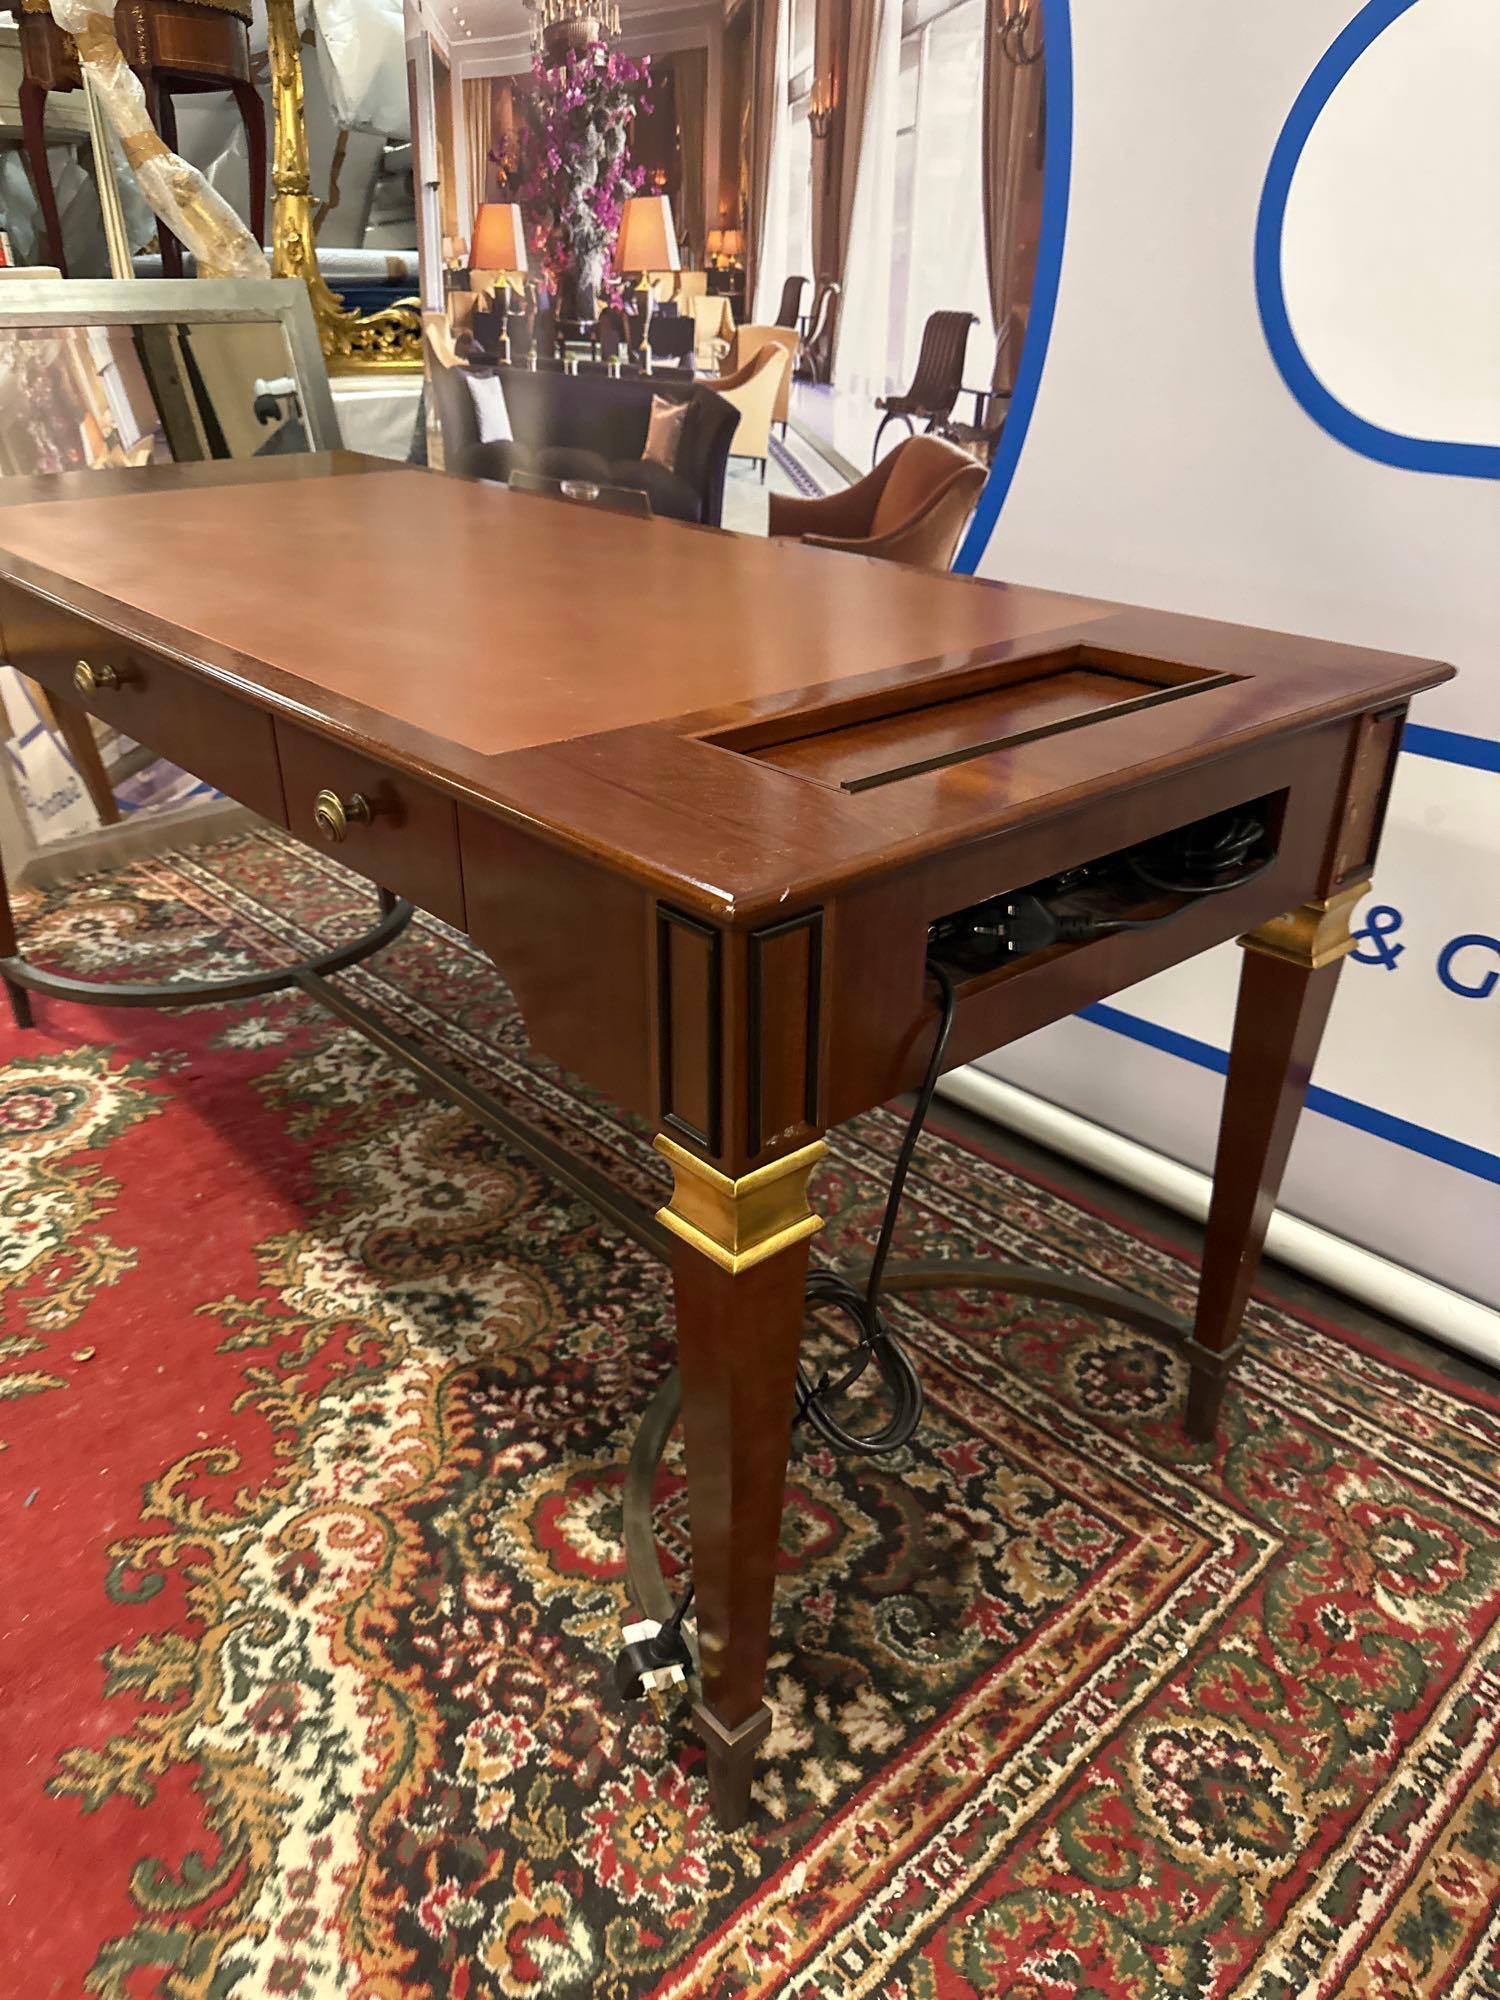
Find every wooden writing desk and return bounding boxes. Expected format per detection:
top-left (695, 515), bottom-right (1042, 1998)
top-left (0, 454), bottom-right (1450, 1825)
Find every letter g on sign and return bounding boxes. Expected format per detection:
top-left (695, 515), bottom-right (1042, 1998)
top-left (1437, 934), bottom-right (1500, 1000)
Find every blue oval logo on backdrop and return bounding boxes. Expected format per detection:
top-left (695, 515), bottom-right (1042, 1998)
top-left (1256, 0), bottom-right (1500, 481)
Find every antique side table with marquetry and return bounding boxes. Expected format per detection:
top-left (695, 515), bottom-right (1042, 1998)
top-left (8, 0), bottom-right (265, 276)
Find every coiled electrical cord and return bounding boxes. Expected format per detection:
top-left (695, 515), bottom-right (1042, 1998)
top-left (1127, 809), bottom-right (1272, 898)
top-left (794, 958), bottom-right (957, 1456)
top-left (630, 817), bottom-right (1274, 1684)
top-left (786, 814), bottom-right (1262, 1454)
top-left (634, 963), bottom-right (957, 1677)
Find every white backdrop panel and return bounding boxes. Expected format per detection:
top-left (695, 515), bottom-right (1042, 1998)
top-left (966, 0), bottom-right (1500, 1314)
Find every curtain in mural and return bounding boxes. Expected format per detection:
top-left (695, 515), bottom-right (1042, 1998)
top-left (810, 0), bottom-right (879, 290)
top-left (747, 0), bottom-right (786, 314)
top-left (898, 1), bottom-right (992, 386)
top-left (981, 8), bottom-right (1045, 392)
top-left (672, 48), bottom-right (709, 267)
top-left (832, 0), bottom-right (900, 393)
top-left (463, 77), bottom-right (494, 223)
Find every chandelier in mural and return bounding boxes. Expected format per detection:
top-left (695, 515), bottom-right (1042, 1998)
top-left (996, 0), bottom-right (1043, 65)
top-left (526, 0), bottom-right (621, 65)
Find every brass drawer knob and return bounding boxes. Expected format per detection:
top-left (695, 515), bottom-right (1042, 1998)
top-left (313, 787), bottom-right (374, 843)
top-left (73, 658), bottom-right (122, 695)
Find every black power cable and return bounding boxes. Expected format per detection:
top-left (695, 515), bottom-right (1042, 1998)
top-left (627, 810), bottom-right (1275, 1693)
top-left (632, 964), bottom-right (957, 1687)
top-left (1127, 810), bottom-right (1272, 898)
top-left (929, 808), bottom-right (1277, 972)
top-left (795, 958), bottom-right (956, 1455)
top-left (615, 1578), bottom-right (696, 1697)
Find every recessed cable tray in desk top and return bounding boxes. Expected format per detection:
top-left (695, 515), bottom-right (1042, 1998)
top-left (704, 644), bottom-right (1241, 795)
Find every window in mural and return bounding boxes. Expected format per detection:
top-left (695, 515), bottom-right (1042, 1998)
top-left (887, 0), bottom-right (992, 389)
top-left (785, 104), bottom-right (815, 293)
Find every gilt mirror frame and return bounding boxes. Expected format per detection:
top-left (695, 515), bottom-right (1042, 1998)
top-left (263, 0), bottom-right (424, 375)
top-left (63, 0), bottom-right (424, 376)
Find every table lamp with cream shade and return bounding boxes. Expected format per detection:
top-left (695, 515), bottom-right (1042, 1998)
top-left (712, 228), bottom-right (748, 274)
top-left (470, 203), bottom-right (527, 362)
top-left (615, 194), bottom-right (680, 373)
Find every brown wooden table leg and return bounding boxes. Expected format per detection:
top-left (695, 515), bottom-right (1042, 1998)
top-left (0, 843), bottom-right (32, 1029)
top-left (25, 680), bottom-right (119, 826)
top-left (1185, 880), bottom-right (1369, 1440)
top-left (40, 692), bottom-right (121, 827)
top-left (654, 1132), bottom-right (826, 1828)
top-left (144, 72), bottom-right (185, 278)
top-left (19, 79), bottom-right (69, 276)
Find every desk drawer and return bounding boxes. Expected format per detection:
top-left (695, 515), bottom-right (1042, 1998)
top-left (0, 587), bottom-right (285, 824)
top-left (276, 720), bottom-right (466, 929)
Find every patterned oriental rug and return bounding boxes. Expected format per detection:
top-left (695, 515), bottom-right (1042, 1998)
top-left (2, 829), bottom-right (1498, 2000)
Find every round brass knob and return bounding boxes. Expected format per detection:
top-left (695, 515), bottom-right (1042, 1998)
top-left (73, 659), bottom-right (121, 695)
top-left (312, 787), bottom-right (374, 844)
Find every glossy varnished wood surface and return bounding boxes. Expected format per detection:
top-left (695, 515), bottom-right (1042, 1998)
top-left (0, 462), bottom-right (1110, 756)
top-left (0, 456), bottom-right (1450, 921)
top-left (0, 450), bottom-right (1456, 1828)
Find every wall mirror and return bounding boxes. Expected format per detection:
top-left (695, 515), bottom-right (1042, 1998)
top-left (0, 277), bottom-right (339, 471)
top-left (0, 276), bottom-right (342, 888)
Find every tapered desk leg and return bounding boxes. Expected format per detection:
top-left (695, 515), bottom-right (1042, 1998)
top-left (654, 1133), bottom-right (826, 1828)
top-left (1186, 881), bottom-right (1368, 1441)
top-left (0, 845), bottom-right (31, 1029)
top-left (44, 694), bottom-right (120, 827)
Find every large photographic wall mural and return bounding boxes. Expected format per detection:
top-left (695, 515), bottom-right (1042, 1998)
top-left (958, 0), bottom-right (1499, 1344)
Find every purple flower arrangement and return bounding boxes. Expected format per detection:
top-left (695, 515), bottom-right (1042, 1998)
top-left (517, 41), bottom-right (652, 311)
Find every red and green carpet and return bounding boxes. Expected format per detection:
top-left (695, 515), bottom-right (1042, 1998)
top-left (2, 830), bottom-right (1497, 1999)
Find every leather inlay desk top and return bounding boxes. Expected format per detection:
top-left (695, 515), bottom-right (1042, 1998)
top-left (0, 466), bottom-right (1109, 758)
top-left (0, 455), bottom-right (1450, 918)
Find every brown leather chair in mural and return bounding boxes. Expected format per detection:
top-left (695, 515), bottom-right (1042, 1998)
top-left (796, 279), bottom-right (840, 384)
top-left (773, 274), bottom-right (807, 329)
top-left (767, 433), bottom-right (987, 572)
top-left (8, 0), bottom-right (266, 277)
top-left (871, 309), bottom-right (978, 465)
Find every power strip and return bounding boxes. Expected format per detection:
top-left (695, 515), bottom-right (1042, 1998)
top-left (927, 802), bottom-right (1276, 978)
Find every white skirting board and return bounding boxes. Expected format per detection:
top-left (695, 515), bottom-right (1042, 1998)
top-left (935, 1065), bottom-right (1500, 1374)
